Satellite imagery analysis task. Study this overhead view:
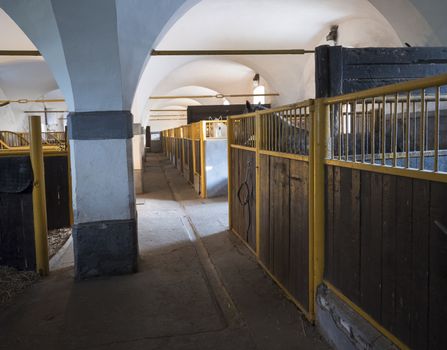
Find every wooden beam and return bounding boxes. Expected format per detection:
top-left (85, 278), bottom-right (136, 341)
top-left (0, 50), bottom-right (41, 56)
top-left (151, 49), bottom-right (314, 56)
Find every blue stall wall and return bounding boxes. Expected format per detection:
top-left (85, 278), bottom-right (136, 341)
top-left (205, 140), bottom-right (228, 198)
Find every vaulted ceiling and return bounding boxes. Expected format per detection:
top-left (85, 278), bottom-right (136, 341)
top-left (0, 0), bottom-right (445, 132)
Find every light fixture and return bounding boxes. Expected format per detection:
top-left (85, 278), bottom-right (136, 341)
top-left (326, 25), bottom-right (338, 45)
top-left (253, 73), bottom-right (260, 88)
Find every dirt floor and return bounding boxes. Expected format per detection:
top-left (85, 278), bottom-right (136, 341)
top-left (0, 227), bottom-right (71, 307)
top-left (0, 154), bottom-right (331, 349)
top-left (48, 227), bottom-right (71, 258)
top-left (0, 266), bottom-right (39, 307)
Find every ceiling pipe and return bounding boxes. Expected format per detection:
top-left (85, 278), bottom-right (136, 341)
top-left (150, 109), bottom-right (187, 112)
top-left (0, 99), bottom-right (65, 105)
top-left (151, 49), bottom-right (314, 56)
top-left (24, 110), bottom-right (67, 113)
top-left (0, 50), bottom-right (41, 56)
top-left (150, 93), bottom-right (279, 100)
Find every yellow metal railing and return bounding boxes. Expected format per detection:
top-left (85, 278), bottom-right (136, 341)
top-left (227, 74), bottom-right (447, 350)
top-left (0, 130), bottom-right (67, 151)
top-left (161, 120), bottom-right (229, 198)
top-left (228, 101), bottom-right (315, 321)
top-left (324, 73), bottom-right (447, 183)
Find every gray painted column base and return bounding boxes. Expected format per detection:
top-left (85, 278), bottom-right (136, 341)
top-left (72, 219), bottom-right (138, 279)
top-left (316, 285), bottom-right (398, 350)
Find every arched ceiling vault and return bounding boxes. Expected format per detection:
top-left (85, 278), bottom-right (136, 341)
top-left (0, 0), bottom-right (446, 130)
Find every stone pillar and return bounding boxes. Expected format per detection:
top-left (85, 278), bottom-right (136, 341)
top-left (68, 111), bottom-right (138, 279)
top-left (132, 123), bottom-right (144, 195)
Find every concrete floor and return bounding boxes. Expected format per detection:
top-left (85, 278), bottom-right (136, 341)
top-left (0, 154), bottom-right (330, 350)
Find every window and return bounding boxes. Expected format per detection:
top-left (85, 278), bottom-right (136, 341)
top-left (253, 85), bottom-right (265, 105)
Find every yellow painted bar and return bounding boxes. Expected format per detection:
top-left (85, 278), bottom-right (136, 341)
top-left (229, 144), bottom-right (256, 152)
top-left (308, 106), bottom-right (315, 320)
top-left (255, 112), bottom-right (261, 256)
top-left (29, 115), bottom-right (49, 276)
top-left (325, 281), bottom-right (410, 350)
top-left (259, 149), bottom-right (309, 162)
top-left (200, 121), bottom-right (207, 198)
top-left (324, 159), bottom-right (447, 184)
top-left (227, 118), bottom-right (233, 230)
top-left (310, 99), bottom-right (329, 320)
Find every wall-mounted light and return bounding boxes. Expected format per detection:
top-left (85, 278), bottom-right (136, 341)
top-left (326, 25), bottom-right (338, 45)
top-left (253, 73), bottom-right (260, 88)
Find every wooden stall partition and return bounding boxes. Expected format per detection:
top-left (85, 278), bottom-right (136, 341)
top-left (323, 74), bottom-right (447, 350)
top-left (228, 101), bottom-right (316, 320)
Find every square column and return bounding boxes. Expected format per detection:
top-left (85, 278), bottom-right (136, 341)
top-left (68, 111), bottom-right (138, 279)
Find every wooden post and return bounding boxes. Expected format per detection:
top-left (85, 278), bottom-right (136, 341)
top-left (309, 99), bottom-right (329, 319)
top-left (255, 112), bottom-right (261, 257)
top-left (29, 115), bottom-right (49, 276)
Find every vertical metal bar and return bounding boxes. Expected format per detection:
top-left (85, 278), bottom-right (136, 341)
top-left (420, 89), bottom-right (425, 170)
top-left (338, 103), bottom-right (342, 160)
top-left (393, 93), bottom-right (398, 167)
top-left (382, 96), bottom-right (386, 166)
top-left (227, 118), bottom-right (233, 230)
top-left (434, 86), bottom-right (440, 172)
top-left (330, 105), bottom-right (335, 159)
top-left (345, 103), bottom-right (349, 161)
top-left (412, 98), bottom-right (416, 152)
top-left (406, 92), bottom-right (411, 168)
top-left (255, 112), bottom-right (261, 256)
top-left (275, 113), bottom-right (278, 152)
top-left (352, 101), bottom-right (357, 162)
top-left (285, 110), bottom-right (290, 154)
top-left (29, 115), bottom-right (49, 276)
top-left (361, 99), bottom-right (366, 163)
top-left (299, 110), bottom-right (303, 154)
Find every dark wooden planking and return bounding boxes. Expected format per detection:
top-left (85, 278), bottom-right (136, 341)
top-left (231, 148), bottom-right (238, 234)
top-left (270, 157), bottom-right (290, 288)
top-left (380, 174), bottom-right (397, 332)
top-left (315, 46), bottom-right (447, 97)
top-left (324, 165), bottom-right (335, 282)
top-left (0, 192), bottom-right (35, 270)
top-left (344, 64), bottom-right (447, 80)
top-left (186, 104), bottom-right (269, 124)
top-left (338, 167), bottom-right (361, 303)
top-left (410, 180), bottom-right (430, 350)
top-left (243, 150), bottom-right (250, 243)
top-left (360, 171), bottom-right (382, 321)
top-left (259, 154), bottom-right (270, 267)
top-left (332, 166), bottom-right (342, 288)
top-left (289, 160), bottom-right (309, 310)
top-left (44, 156), bottom-right (70, 230)
top-left (429, 182), bottom-right (447, 349)
top-left (394, 177), bottom-right (413, 345)
top-left (343, 47), bottom-right (447, 65)
top-left (248, 151), bottom-right (256, 250)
